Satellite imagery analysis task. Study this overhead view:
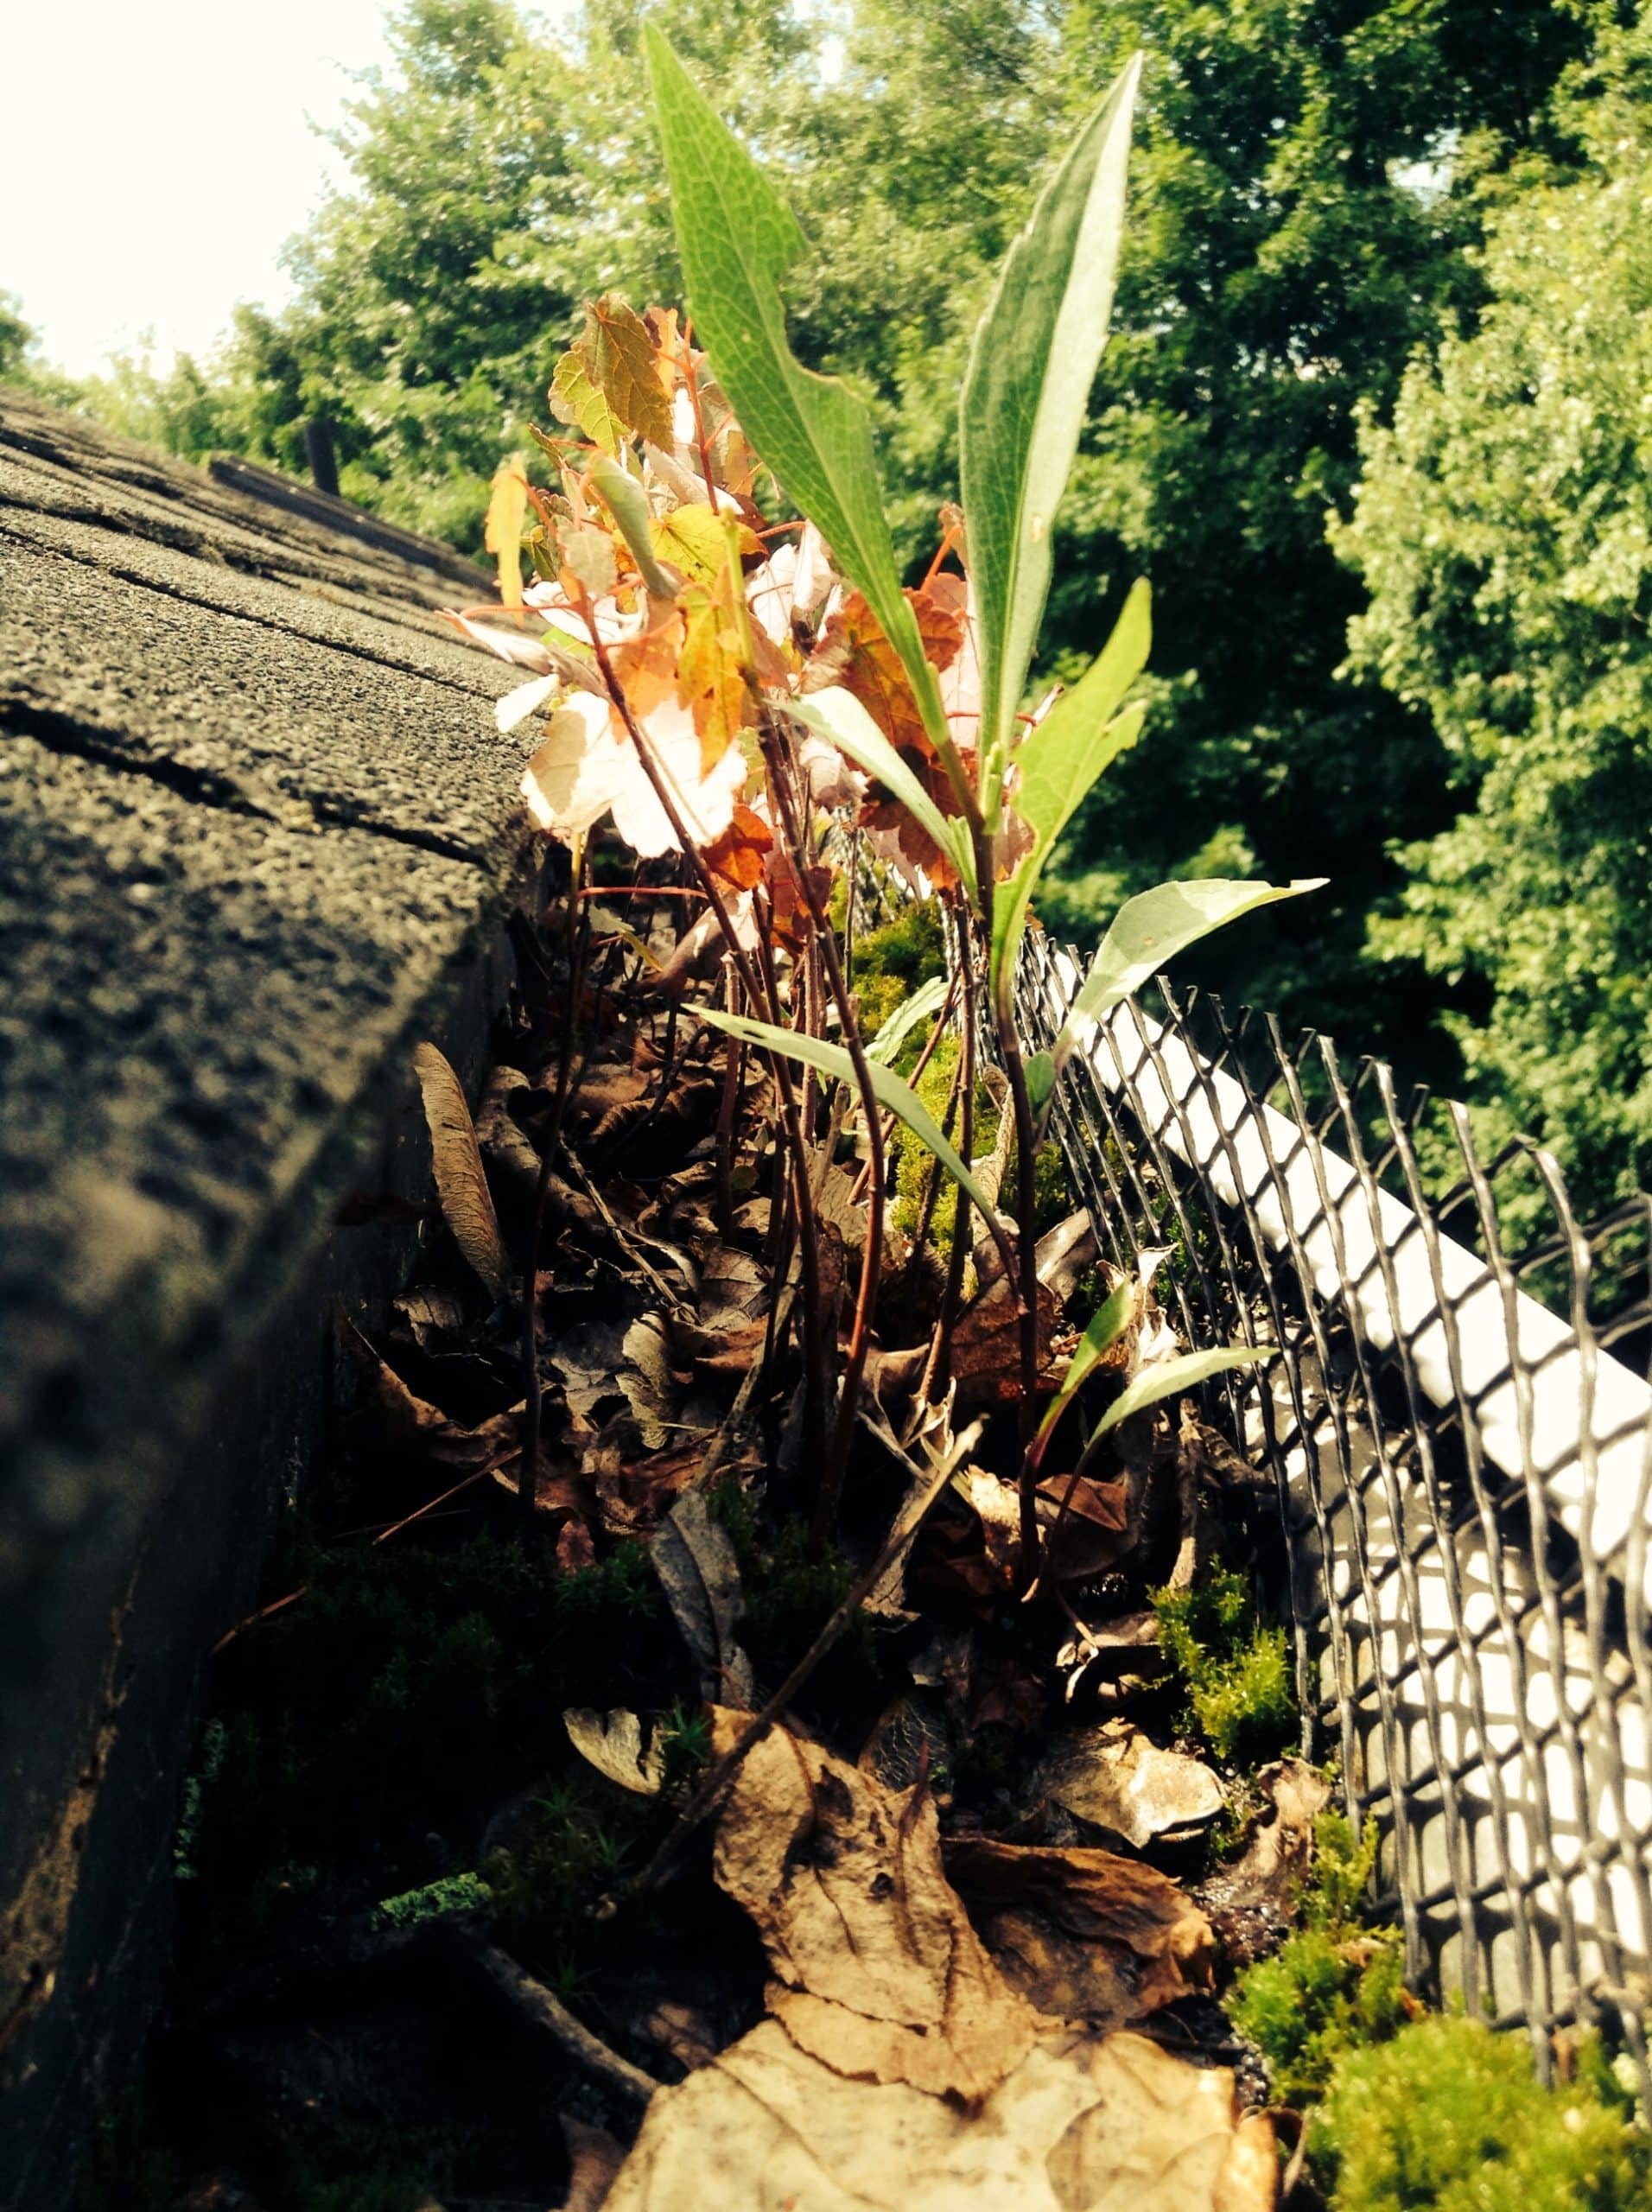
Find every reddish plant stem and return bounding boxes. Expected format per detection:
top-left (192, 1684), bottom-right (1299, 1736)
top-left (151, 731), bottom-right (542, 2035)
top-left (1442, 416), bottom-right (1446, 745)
top-left (965, 823), bottom-right (1043, 1581)
top-left (749, 897), bottom-right (831, 1464)
top-left (714, 951), bottom-right (741, 1237)
top-left (521, 854), bottom-right (591, 1516)
top-left (583, 621), bottom-right (830, 1483)
top-left (679, 327), bottom-right (721, 506)
top-left (923, 910), bottom-right (979, 1408)
top-left (759, 716), bottom-right (888, 1551)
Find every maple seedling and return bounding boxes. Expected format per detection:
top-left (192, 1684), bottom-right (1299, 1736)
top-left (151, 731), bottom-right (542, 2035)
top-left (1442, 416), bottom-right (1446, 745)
top-left (472, 35), bottom-right (1318, 1582)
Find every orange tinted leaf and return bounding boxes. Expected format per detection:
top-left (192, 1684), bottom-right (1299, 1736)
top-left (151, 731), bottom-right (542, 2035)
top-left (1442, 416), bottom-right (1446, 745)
top-left (484, 456), bottom-right (529, 610)
top-left (677, 578), bottom-right (749, 774)
top-left (550, 295), bottom-right (673, 455)
top-left (612, 601), bottom-right (684, 720)
top-left (804, 586), bottom-right (964, 753)
top-left (703, 802), bottom-right (772, 891)
top-left (584, 293), bottom-right (675, 450)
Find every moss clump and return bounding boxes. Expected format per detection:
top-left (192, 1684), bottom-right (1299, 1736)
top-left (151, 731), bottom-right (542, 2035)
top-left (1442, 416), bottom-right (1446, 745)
top-left (848, 901), bottom-right (947, 1039)
top-left (372, 1870), bottom-right (492, 1929)
top-left (886, 1034), bottom-right (1002, 1255)
top-left (1231, 1922), bottom-right (1410, 2107)
top-left (486, 1773), bottom-right (654, 1984)
top-left (1153, 1567), bottom-right (1296, 1765)
top-left (1314, 2014), bottom-right (1650, 2211)
top-left (1229, 1809), bottom-right (1410, 2105)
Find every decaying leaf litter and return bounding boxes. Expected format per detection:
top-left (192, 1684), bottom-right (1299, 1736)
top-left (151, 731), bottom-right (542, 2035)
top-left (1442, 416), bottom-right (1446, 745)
top-left (154, 849), bottom-right (1312, 2211)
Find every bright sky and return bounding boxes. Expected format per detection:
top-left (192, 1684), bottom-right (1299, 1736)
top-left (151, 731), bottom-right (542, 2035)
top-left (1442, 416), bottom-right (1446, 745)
top-left (1, 0), bottom-right (400, 380)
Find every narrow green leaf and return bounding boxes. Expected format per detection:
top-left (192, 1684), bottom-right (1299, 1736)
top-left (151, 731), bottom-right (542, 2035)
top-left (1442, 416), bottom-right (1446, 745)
top-left (867, 976), bottom-right (950, 1067)
top-left (990, 582), bottom-right (1149, 1008)
top-left (1024, 1050), bottom-right (1057, 1117)
top-left (787, 691), bottom-right (976, 896)
top-left (1013, 582), bottom-right (1152, 851)
top-left (645, 26), bottom-right (956, 772)
top-left (1053, 877), bottom-right (1325, 1065)
top-left (961, 54), bottom-right (1141, 804)
top-left (1089, 1346), bottom-right (1272, 1443)
top-left (588, 454), bottom-right (678, 600)
top-left (700, 1006), bottom-right (997, 1221)
top-left (994, 579), bottom-right (1149, 1013)
top-left (1034, 1280), bottom-right (1133, 1451)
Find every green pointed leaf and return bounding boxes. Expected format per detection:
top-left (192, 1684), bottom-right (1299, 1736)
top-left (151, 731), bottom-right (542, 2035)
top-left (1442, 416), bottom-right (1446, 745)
top-left (962, 56), bottom-right (1141, 806)
top-left (645, 26), bottom-right (956, 776)
top-left (700, 1006), bottom-right (997, 1221)
top-left (788, 691), bottom-right (976, 896)
top-left (1013, 583), bottom-right (1152, 850)
top-left (991, 582), bottom-right (1151, 1003)
top-left (1053, 877), bottom-right (1325, 1066)
top-left (1089, 1345), bottom-right (1272, 1443)
top-left (867, 976), bottom-right (950, 1067)
top-left (588, 454), bottom-right (678, 600)
top-left (1025, 1050), bottom-right (1057, 1117)
top-left (1033, 1279), bottom-right (1133, 1452)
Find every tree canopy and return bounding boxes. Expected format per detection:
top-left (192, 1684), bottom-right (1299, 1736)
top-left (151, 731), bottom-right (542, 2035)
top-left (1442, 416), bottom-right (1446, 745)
top-left (1337, 10), bottom-right (1652, 1217)
top-left (9, 0), bottom-right (1649, 1221)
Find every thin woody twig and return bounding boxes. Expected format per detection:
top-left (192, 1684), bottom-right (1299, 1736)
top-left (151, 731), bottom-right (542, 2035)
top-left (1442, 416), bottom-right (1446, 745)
top-left (436, 1928), bottom-right (660, 2107)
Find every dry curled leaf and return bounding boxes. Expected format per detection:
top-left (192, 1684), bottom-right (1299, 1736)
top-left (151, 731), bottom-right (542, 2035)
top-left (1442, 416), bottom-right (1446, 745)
top-left (601, 2023), bottom-right (1274, 2211)
top-left (804, 585), bottom-right (963, 753)
top-left (708, 1712), bottom-right (1037, 2102)
top-left (944, 1839), bottom-right (1216, 2029)
top-left (652, 1488), bottom-right (756, 1706)
top-left (1037, 1722), bottom-right (1224, 1850)
top-left (563, 1707), bottom-right (665, 1796)
top-left (340, 1314), bottom-right (520, 1479)
top-left (411, 1042), bottom-right (510, 1300)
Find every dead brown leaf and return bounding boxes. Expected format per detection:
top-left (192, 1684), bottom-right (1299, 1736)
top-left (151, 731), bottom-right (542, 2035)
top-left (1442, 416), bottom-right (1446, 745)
top-left (652, 1488), bottom-right (756, 1706)
top-left (1036, 1722), bottom-right (1224, 1851)
top-left (340, 1316), bottom-right (520, 1478)
top-left (944, 1839), bottom-right (1215, 2029)
top-left (951, 1277), bottom-right (1059, 1411)
top-left (559, 2114), bottom-right (627, 2212)
top-left (804, 586), bottom-right (963, 753)
top-left (411, 1043), bottom-right (511, 1300)
top-left (1036, 1470), bottom-right (1137, 1582)
top-left (708, 1712), bottom-right (1037, 2102)
top-left (1193, 1759), bottom-right (1334, 1970)
top-left (601, 2023), bottom-right (1274, 2210)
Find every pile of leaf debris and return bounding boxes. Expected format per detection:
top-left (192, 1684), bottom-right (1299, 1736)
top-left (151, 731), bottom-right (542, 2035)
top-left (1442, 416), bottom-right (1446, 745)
top-left (109, 876), bottom-right (1339, 2212)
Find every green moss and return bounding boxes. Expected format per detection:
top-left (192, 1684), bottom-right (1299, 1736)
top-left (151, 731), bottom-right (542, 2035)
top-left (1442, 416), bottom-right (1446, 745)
top-left (848, 901), bottom-right (947, 1041)
top-left (1153, 1568), bottom-right (1297, 1765)
top-left (183, 1529), bottom-right (675, 1974)
top-left (886, 1035), bottom-right (1003, 1256)
top-left (372, 1870), bottom-right (492, 1929)
top-left (73, 2096), bottom-right (178, 2212)
top-left (1315, 2015), bottom-right (1651, 2211)
top-left (1306, 1808), bottom-right (1381, 1930)
top-left (486, 1773), bottom-right (655, 1975)
top-left (708, 1494), bottom-right (876, 1713)
top-left (1231, 1923), bottom-right (1410, 2106)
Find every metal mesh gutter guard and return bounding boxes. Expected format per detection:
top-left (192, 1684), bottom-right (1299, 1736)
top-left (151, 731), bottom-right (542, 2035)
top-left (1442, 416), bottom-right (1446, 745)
top-left (999, 924), bottom-right (1652, 2088)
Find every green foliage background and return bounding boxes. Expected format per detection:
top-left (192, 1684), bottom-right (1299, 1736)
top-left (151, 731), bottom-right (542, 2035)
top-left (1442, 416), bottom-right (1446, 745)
top-left (9, 0), bottom-right (1650, 1227)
